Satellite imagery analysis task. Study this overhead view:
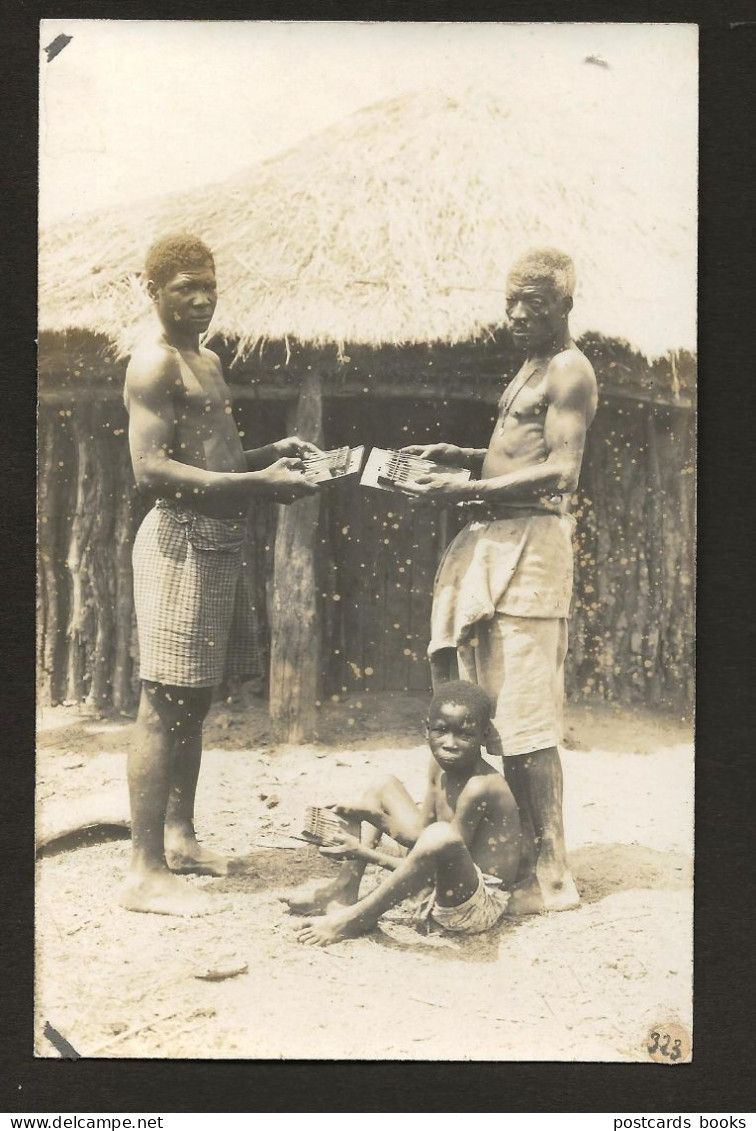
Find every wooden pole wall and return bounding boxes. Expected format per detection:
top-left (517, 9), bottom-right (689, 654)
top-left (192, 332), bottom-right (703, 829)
top-left (37, 397), bottom-right (145, 711)
top-left (567, 400), bottom-right (695, 708)
top-left (37, 387), bottom-right (695, 716)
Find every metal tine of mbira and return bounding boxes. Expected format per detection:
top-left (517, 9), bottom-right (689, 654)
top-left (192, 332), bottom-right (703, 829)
top-left (387, 451), bottom-right (414, 483)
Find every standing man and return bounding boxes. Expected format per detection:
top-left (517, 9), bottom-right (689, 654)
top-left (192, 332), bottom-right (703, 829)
top-left (402, 247), bottom-right (597, 915)
top-left (123, 233), bottom-right (319, 916)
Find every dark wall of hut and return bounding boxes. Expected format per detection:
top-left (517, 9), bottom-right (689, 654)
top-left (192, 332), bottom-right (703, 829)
top-left (37, 380), bottom-right (694, 714)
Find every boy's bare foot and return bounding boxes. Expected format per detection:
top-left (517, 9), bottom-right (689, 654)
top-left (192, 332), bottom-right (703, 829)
top-left (505, 877), bottom-right (545, 917)
top-left (281, 875), bottom-right (360, 915)
top-left (538, 870), bottom-right (580, 912)
top-left (166, 843), bottom-right (256, 877)
top-left (294, 908), bottom-right (363, 947)
top-left (119, 870), bottom-right (217, 917)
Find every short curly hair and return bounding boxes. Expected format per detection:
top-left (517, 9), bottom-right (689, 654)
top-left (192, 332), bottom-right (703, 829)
top-left (428, 680), bottom-right (493, 729)
top-left (508, 246), bottom-right (576, 298)
top-left (144, 233), bottom-right (215, 289)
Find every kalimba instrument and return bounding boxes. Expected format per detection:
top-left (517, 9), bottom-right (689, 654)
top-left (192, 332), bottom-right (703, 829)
top-left (360, 447), bottom-right (472, 493)
top-left (301, 806), bottom-right (351, 847)
top-left (302, 445), bottom-right (365, 484)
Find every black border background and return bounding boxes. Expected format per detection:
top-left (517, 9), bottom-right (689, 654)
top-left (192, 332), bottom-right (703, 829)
top-left (3, 1), bottom-right (755, 1113)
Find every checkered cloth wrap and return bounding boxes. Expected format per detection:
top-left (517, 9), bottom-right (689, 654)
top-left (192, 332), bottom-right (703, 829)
top-left (133, 499), bottom-right (264, 687)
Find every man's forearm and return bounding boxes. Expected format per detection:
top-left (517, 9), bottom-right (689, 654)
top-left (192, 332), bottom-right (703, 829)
top-left (244, 445), bottom-right (279, 471)
top-left (135, 458), bottom-right (273, 500)
top-left (467, 458), bottom-right (577, 503)
top-left (457, 447), bottom-right (488, 471)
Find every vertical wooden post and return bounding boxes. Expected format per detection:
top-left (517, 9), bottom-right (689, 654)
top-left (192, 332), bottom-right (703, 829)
top-left (37, 412), bottom-right (64, 704)
top-left (643, 403), bottom-right (664, 705)
top-left (112, 442), bottom-right (136, 711)
top-left (269, 370), bottom-right (324, 742)
top-left (65, 410), bottom-right (96, 702)
top-left (86, 402), bottom-right (117, 708)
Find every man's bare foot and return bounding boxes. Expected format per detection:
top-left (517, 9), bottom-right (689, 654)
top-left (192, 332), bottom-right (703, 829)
top-left (281, 875), bottom-right (360, 916)
top-left (166, 842), bottom-right (256, 877)
top-left (538, 869), bottom-right (581, 912)
top-left (119, 870), bottom-right (216, 917)
top-left (294, 908), bottom-right (364, 947)
top-left (506, 871), bottom-right (581, 916)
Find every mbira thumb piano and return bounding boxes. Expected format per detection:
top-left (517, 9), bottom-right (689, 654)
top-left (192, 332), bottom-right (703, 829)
top-left (360, 447), bottom-right (472, 493)
top-left (302, 445), bottom-right (365, 484)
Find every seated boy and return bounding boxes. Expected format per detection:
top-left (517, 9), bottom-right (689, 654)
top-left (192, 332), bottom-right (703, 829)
top-left (285, 681), bottom-right (522, 946)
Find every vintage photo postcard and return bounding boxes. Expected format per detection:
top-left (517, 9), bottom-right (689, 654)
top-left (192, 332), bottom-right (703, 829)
top-left (36, 20), bottom-right (697, 1061)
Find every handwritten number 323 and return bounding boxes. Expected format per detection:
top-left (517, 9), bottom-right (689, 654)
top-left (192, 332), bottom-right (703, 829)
top-left (648, 1032), bottom-right (683, 1060)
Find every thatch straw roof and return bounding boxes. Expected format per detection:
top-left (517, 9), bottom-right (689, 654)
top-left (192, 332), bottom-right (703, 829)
top-left (39, 83), bottom-right (695, 361)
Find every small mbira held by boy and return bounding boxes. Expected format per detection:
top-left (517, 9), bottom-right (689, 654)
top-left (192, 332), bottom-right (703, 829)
top-left (284, 681), bottom-right (522, 946)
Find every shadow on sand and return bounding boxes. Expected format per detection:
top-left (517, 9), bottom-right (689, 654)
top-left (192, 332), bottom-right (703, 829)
top-left (571, 841), bottom-right (692, 903)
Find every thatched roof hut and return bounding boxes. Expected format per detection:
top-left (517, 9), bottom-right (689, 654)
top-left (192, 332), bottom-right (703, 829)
top-left (39, 84), bottom-right (695, 373)
top-left (38, 83), bottom-right (696, 730)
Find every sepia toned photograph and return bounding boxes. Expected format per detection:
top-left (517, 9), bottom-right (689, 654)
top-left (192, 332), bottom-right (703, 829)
top-left (36, 20), bottom-right (697, 1061)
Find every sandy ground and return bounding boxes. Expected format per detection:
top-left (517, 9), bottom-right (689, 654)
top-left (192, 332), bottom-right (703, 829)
top-left (35, 692), bottom-right (693, 1062)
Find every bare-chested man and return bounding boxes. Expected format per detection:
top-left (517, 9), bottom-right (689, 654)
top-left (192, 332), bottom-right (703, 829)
top-left (123, 233), bottom-right (319, 916)
top-left (401, 247), bottom-right (597, 916)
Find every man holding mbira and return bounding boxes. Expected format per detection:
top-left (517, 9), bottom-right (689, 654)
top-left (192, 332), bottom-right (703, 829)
top-left (400, 247), bottom-right (597, 916)
top-left (123, 232), bottom-right (321, 917)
